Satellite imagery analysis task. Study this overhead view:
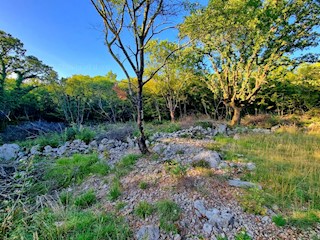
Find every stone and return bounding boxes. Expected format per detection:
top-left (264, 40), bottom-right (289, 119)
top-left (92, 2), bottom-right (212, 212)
top-left (205, 208), bottom-right (220, 220)
top-left (0, 143), bottom-right (20, 161)
top-left (228, 179), bottom-right (262, 189)
top-left (57, 145), bottom-right (67, 156)
top-left (215, 124), bottom-right (227, 135)
top-left (208, 210), bottom-right (234, 229)
top-left (173, 234), bottom-right (181, 240)
top-left (194, 200), bottom-right (207, 217)
top-left (203, 223), bottom-right (213, 235)
top-left (246, 162), bottom-right (256, 171)
top-left (136, 225), bottom-right (160, 240)
top-left (30, 145), bottom-right (40, 155)
top-left (233, 134), bottom-right (241, 140)
top-left (193, 151), bottom-right (221, 168)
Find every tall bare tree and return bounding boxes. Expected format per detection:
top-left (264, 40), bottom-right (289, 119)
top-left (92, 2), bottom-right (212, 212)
top-left (90, 0), bottom-right (182, 153)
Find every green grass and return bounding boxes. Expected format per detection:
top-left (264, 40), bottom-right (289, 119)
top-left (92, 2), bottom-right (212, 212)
top-left (134, 201), bottom-right (154, 219)
top-left (108, 178), bottom-right (122, 201)
top-left (138, 181), bottom-right (148, 190)
top-left (2, 208), bottom-right (132, 240)
top-left (156, 199), bottom-right (181, 233)
top-left (43, 154), bottom-right (110, 191)
top-left (164, 160), bottom-right (188, 178)
top-left (216, 132), bottom-right (320, 225)
top-left (114, 154), bottom-right (142, 177)
top-left (272, 215), bottom-right (287, 227)
top-left (74, 190), bottom-right (97, 208)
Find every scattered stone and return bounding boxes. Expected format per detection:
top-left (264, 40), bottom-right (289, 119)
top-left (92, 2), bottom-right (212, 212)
top-left (193, 151), bottom-right (221, 168)
top-left (203, 223), bottom-right (213, 234)
top-left (0, 143), bottom-right (20, 161)
top-left (246, 162), bottom-right (256, 171)
top-left (228, 179), bottom-right (262, 189)
top-left (136, 225), bottom-right (160, 240)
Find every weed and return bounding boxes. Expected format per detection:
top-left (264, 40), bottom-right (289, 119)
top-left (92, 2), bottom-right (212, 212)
top-left (138, 181), bottom-right (148, 190)
top-left (59, 191), bottom-right (73, 205)
top-left (235, 230), bottom-right (252, 240)
top-left (75, 127), bottom-right (96, 144)
top-left (164, 160), bottom-right (188, 178)
top-left (108, 178), bottom-right (122, 201)
top-left (44, 154), bottom-right (110, 191)
top-left (114, 154), bottom-right (142, 177)
top-left (115, 201), bottom-right (127, 211)
top-left (134, 201), bottom-right (154, 219)
top-left (156, 199), bottom-right (181, 233)
top-left (272, 215), bottom-right (286, 227)
top-left (191, 159), bottom-right (211, 169)
top-left (74, 190), bottom-right (97, 208)
top-left (240, 188), bottom-right (267, 215)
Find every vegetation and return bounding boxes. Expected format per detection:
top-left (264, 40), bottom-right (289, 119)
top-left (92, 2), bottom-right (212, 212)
top-left (74, 190), bottom-right (97, 208)
top-left (216, 132), bottom-right (320, 224)
top-left (134, 201), bottom-right (155, 219)
top-left (156, 199), bottom-right (181, 233)
top-left (164, 160), bottom-right (188, 178)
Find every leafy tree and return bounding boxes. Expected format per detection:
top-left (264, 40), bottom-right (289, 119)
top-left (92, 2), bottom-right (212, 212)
top-left (0, 30), bottom-right (57, 123)
top-left (146, 40), bottom-right (196, 122)
top-left (181, 0), bottom-right (320, 125)
top-left (91, 0), bottom-right (183, 153)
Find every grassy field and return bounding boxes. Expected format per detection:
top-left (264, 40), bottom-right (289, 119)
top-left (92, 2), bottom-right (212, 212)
top-left (214, 130), bottom-right (320, 226)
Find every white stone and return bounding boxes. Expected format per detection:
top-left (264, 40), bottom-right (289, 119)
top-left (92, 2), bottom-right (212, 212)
top-left (0, 144), bottom-right (20, 161)
top-left (193, 151), bottom-right (221, 168)
top-left (136, 225), bottom-right (160, 240)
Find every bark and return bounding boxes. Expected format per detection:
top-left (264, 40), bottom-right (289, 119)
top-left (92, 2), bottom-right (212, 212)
top-left (137, 80), bottom-right (149, 154)
top-left (169, 109), bottom-right (175, 122)
top-left (230, 104), bottom-right (242, 126)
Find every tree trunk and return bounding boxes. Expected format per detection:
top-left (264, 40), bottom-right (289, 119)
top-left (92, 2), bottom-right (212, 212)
top-left (137, 80), bottom-right (149, 154)
top-left (169, 109), bottom-right (175, 122)
top-left (230, 105), bottom-right (242, 126)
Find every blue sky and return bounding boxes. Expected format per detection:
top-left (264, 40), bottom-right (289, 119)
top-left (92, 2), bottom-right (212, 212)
top-left (0, 0), bottom-right (130, 79)
top-left (0, 0), bottom-right (318, 80)
top-left (0, 0), bottom-right (205, 80)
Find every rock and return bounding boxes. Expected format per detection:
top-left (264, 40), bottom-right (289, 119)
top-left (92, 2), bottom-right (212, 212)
top-left (228, 179), bottom-right (262, 189)
top-left (44, 145), bottom-right (53, 153)
top-left (208, 210), bottom-right (234, 229)
top-left (0, 144), bottom-right (20, 161)
top-left (271, 125), bottom-right (281, 132)
top-left (30, 145), bottom-right (40, 155)
top-left (88, 140), bottom-right (98, 149)
top-left (136, 225), bottom-right (160, 240)
top-left (233, 134), bottom-right (241, 140)
top-left (57, 145), bottom-right (67, 156)
top-left (205, 208), bottom-right (220, 220)
top-left (246, 162), bottom-right (256, 171)
top-left (203, 223), bottom-right (213, 235)
top-left (173, 234), bottom-right (181, 240)
top-left (193, 151), bottom-right (221, 168)
top-left (215, 124), bottom-right (227, 135)
top-left (218, 161), bottom-right (228, 169)
top-left (194, 200), bottom-right (207, 217)
top-left (252, 128), bottom-right (271, 134)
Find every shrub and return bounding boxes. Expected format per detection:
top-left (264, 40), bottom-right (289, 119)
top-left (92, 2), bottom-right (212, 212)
top-left (156, 200), bottom-right (181, 233)
top-left (138, 181), bottom-right (148, 190)
top-left (75, 127), bottom-right (96, 144)
top-left (191, 159), bottom-right (211, 169)
top-left (108, 178), bottom-right (122, 201)
top-left (134, 201), bottom-right (154, 219)
top-left (240, 188), bottom-right (267, 215)
top-left (164, 160), bottom-right (188, 178)
top-left (272, 215), bottom-right (286, 227)
top-left (235, 231), bottom-right (252, 240)
top-left (74, 190), bottom-right (97, 208)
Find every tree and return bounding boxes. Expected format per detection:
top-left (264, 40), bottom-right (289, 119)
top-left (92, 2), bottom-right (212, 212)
top-left (181, 0), bottom-right (320, 125)
top-left (90, 0), bottom-right (182, 153)
top-left (146, 40), bottom-right (196, 122)
top-left (0, 30), bottom-right (57, 123)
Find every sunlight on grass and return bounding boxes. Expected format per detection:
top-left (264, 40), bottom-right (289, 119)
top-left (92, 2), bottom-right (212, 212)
top-left (217, 132), bottom-right (320, 223)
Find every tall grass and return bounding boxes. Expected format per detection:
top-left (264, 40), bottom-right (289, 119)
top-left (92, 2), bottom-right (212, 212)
top-left (216, 132), bottom-right (320, 224)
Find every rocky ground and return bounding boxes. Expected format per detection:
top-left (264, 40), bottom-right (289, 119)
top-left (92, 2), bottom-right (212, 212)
top-left (1, 124), bottom-right (319, 239)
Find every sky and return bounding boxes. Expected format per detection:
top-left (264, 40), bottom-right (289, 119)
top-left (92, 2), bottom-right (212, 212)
top-left (0, 0), bottom-right (205, 80)
top-left (0, 0), bottom-right (318, 80)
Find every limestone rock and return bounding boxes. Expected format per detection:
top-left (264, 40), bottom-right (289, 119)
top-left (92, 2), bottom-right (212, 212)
top-left (0, 143), bottom-right (20, 161)
top-left (136, 225), bottom-right (160, 240)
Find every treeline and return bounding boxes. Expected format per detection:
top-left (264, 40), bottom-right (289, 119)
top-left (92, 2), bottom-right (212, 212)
top-left (1, 29), bottom-right (319, 129)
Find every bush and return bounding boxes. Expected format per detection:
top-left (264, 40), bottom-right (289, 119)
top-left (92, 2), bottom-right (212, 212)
top-left (240, 188), bottom-right (267, 215)
top-left (272, 215), bottom-right (286, 227)
top-left (156, 200), bottom-right (181, 233)
top-left (138, 181), bottom-right (148, 190)
top-left (164, 160), bottom-right (188, 178)
top-left (75, 127), bottom-right (96, 144)
top-left (108, 178), bottom-right (122, 201)
top-left (74, 190), bottom-right (97, 208)
top-left (134, 201), bottom-right (154, 219)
